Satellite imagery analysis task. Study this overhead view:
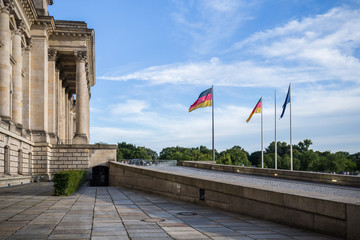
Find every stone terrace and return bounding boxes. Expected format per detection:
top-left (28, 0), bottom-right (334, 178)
top-left (0, 182), bottom-right (341, 240)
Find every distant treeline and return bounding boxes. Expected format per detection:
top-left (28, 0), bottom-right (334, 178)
top-left (116, 140), bottom-right (360, 174)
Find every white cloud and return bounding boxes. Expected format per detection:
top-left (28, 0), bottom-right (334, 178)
top-left (233, 7), bottom-right (360, 82)
top-left (110, 100), bottom-right (149, 116)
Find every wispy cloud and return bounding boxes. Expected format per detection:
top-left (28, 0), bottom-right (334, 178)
top-left (98, 6), bottom-right (360, 88)
top-left (171, 0), bottom-right (255, 54)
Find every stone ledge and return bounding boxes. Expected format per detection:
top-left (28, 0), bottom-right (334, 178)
top-left (109, 162), bottom-right (360, 240)
top-left (181, 161), bottom-right (360, 188)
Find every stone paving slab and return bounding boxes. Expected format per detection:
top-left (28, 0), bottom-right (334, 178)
top-left (0, 182), bottom-right (342, 240)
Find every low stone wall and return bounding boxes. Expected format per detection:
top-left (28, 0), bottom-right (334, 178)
top-left (1, 125), bottom-right (117, 181)
top-left (109, 161), bottom-right (360, 240)
top-left (0, 176), bottom-right (33, 188)
top-left (0, 127), bottom-right (33, 177)
top-left (181, 161), bottom-right (360, 187)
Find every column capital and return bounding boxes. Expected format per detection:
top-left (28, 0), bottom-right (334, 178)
top-left (48, 48), bottom-right (57, 61)
top-left (1, 0), bottom-right (14, 14)
top-left (74, 50), bottom-right (87, 62)
top-left (12, 28), bottom-right (23, 36)
top-left (24, 37), bottom-right (32, 51)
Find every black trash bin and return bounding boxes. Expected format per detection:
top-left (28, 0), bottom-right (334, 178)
top-left (91, 166), bottom-right (109, 186)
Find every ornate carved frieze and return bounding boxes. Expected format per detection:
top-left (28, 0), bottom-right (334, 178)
top-left (48, 48), bottom-right (57, 61)
top-left (75, 50), bottom-right (87, 62)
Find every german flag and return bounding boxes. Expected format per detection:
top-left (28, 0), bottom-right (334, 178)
top-left (246, 97), bottom-right (262, 122)
top-left (189, 87), bottom-right (213, 112)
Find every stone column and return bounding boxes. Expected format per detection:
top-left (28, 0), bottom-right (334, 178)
top-left (22, 38), bottom-right (32, 130)
top-left (11, 28), bottom-right (23, 127)
top-left (73, 51), bottom-right (89, 144)
top-left (48, 48), bottom-right (57, 143)
top-left (0, 3), bottom-right (12, 121)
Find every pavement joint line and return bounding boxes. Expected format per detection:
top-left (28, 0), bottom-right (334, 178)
top-left (43, 183), bottom-right (85, 239)
top-left (138, 189), bottom-right (213, 240)
top-left (4, 190), bottom-right (64, 239)
top-left (90, 187), bottom-right (98, 239)
top-left (0, 184), bottom-right (52, 211)
top-left (117, 187), bottom-right (175, 240)
top-left (0, 185), bottom-right (55, 224)
top-left (107, 186), bottom-right (143, 240)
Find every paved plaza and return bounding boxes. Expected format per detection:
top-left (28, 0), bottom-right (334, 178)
top-left (0, 182), bottom-right (341, 240)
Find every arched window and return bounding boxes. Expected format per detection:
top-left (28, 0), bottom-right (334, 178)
top-left (18, 149), bottom-right (23, 175)
top-left (4, 146), bottom-right (10, 175)
top-left (28, 152), bottom-right (32, 175)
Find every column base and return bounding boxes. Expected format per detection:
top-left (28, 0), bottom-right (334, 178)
top-left (48, 132), bottom-right (57, 145)
top-left (73, 133), bottom-right (88, 144)
top-left (30, 130), bottom-right (50, 143)
top-left (0, 115), bottom-right (11, 122)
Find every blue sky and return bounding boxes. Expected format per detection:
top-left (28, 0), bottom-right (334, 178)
top-left (49, 0), bottom-right (360, 154)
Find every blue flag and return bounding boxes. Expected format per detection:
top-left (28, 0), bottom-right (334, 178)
top-left (280, 84), bottom-right (290, 118)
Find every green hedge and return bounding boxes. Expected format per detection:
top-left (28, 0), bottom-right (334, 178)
top-left (53, 170), bottom-right (87, 196)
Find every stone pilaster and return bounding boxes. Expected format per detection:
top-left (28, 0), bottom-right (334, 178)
top-left (48, 48), bottom-right (57, 144)
top-left (55, 69), bottom-right (59, 139)
top-left (0, 3), bottom-right (13, 121)
top-left (22, 38), bottom-right (32, 131)
top-left (59, 81), bottom-right (66, 142)
top-left (11, 28), bottom-right (23, 128)
top-left (73, 51), bottom-right (89, 144)
top-left (65, 90), bottom-right (69, 143)
top-left (30, 31), bottom-right (49, 143)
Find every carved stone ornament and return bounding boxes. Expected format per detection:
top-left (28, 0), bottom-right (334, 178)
top-left (2, 0), bottom-right (14, 13)
top-left (25, 37), bottom-right (32, 51)
top-left (13, 28), bottom-right (22, 36)
top-left (48, 48), bottom-right (57, 61)
top-left (75, 50), bottom-right (87, 62)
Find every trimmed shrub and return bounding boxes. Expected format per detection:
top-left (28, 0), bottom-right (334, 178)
top-left (53, 169), bottom-right (87, 196)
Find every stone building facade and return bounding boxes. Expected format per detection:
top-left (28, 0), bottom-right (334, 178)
top-left (0, 0), bottom-right (116, 185)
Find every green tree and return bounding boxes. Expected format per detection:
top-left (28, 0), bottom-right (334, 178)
top-left (218, 146), bottom-right (250, 166)
top-left (249, 151), bottom-right (261, 166)
top-left (117, 142), bottom-right (156, 160)
top-left (217, 153), bottom-right (232, 165)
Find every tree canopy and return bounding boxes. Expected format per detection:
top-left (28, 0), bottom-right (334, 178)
top-left (116, 140), bottom-right (359, 174)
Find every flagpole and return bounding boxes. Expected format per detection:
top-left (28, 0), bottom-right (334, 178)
top-left (212, 85), bottom-right (215, 162)
top-left (261, 97), bottom-right (264, 168)
top-left (275, 90), bottom-right (277, 170)
top-left (290, 83), bottom-right (293, 171)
